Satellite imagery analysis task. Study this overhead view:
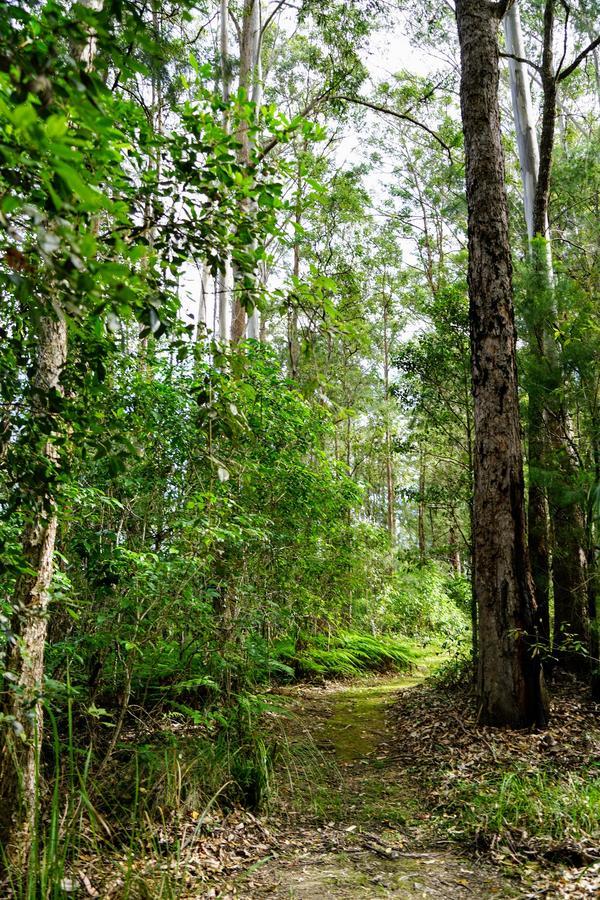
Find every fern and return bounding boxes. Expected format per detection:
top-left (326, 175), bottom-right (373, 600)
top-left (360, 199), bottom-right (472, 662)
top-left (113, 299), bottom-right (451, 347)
top-left (277, 631), bottom-right (419, 680)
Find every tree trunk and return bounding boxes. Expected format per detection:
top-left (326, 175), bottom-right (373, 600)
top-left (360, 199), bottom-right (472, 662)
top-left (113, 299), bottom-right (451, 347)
top-left (196, 264), bottom-right (210, 340)
top-left (504, 1), bottom-right (590, 662)
top-left (449, 523), bottom-right (462, 576)
top-left (218, 264), bottom-right (232, 341)
top-left (455, 0), bottom-right (547, 727)
top-left (527, 395), bottom-right (552, 642)
top-left (532, 0), bottom-right (589, 668)
top-left (0, 316), bottom-right (67, 865)
top-left (216, 0), bottom-right (233, 343)
top-left (505, 0), bottom-right (590, 662)
top-left (231, 0), bottom-right (261, 342)
top-left (504, 3), bottom-right (539, 242)
top-left (418, 447), bottom-right (426, 563)
top-left (504, 1), bottom-right (553, 643)
top-left (287, 150), bottom-right (302, 378)
top-left (382, 295), bottom-right (396, 543)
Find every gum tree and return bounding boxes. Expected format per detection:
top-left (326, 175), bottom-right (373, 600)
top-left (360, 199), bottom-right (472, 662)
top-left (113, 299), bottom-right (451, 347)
top-left (454, 0), bottom-right (547, 726)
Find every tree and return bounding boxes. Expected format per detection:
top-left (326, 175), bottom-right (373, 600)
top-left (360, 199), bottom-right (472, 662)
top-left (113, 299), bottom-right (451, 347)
top-left (454, 0), bottom-right (547, 726)
top-left (0, 0), bottom-right (103, 865)
top-left (504, 0), bottom-right (600, 667)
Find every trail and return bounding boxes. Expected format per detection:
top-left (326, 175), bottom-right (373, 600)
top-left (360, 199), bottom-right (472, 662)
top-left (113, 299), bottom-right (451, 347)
top-left (234, 667), bottom-right (518, 899)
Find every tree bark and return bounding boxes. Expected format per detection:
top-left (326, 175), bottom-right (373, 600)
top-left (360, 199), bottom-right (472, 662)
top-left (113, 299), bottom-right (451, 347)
top-left (455, 0), bottom-right (548, 727)
top-left (382, 294), bottom-right (396, 543)
top-left (418, 447), bottom-right (426, 564)
top-left (0, 316), bottom-right (67, 866)
top-left (287, 150), bottom-right (302, 378)
top-left (505, 0), bottom-right (591, 663)
top-left (504, 1), bottom-right (551, 642)
top-left (527, 393), bottom-right (552, 642)
top-left (531, 0), bottom-right (589, 668)
top-left (537, 2), bottom-right (589, 668)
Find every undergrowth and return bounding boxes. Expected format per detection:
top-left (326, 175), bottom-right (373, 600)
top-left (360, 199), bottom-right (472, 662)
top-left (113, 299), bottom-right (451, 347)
top-left (274, 631), bottom-right (420, 680)
top-left (447, 765), bottom-right (600, 856)
top-left (431, 645), bottom-right (473, 688)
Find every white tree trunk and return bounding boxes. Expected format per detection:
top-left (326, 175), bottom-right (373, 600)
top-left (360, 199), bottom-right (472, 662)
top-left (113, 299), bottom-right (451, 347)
top-left (246, 3), bottom-right (263, 341)
top-left (504, 2), bottom-right (554, 274)
top-left (218, 264), bottom-right (232, 341)
top-left (504, 3), bottom-right (539, 241)
top-left (231, 0), bottom-right (262, 341)
top-left (220, 0), bottom-right (230, 103)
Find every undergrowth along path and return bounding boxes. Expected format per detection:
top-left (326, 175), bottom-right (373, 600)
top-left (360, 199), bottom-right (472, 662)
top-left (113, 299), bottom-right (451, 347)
top-left (234, 664), bottom-right (517, 899)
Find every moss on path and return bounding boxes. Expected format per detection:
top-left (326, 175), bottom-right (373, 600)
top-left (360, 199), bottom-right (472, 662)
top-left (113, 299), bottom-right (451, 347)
top-left (234, 664), bottom-right (519, 898)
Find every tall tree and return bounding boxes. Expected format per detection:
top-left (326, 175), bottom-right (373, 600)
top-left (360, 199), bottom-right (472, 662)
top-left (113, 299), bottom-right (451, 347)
top-left (0, 0), bottom-right (104, 865)
top-left (504, 0), bottom-right (552, 642)
top-left (505, 0), bottom-right (599, 666)
top-left (454, 0), bottom-right (547, 726)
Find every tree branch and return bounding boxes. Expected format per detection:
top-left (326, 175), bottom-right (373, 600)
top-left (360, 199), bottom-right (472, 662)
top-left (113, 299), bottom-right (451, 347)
top-left (556, 0), bottom-right (570, 78)
top-left (228, 8), bottom-right (241, 42)
top-left (256, 90), bottom-right (332, 161)
top-left (333, 95), bottom-right (453, 161)
top-left (260, 0), bottom-right (290, 37)
top-left (499, 51), bottom-right (542, 74)
top-left (557, 33), bottom-right (600, 81)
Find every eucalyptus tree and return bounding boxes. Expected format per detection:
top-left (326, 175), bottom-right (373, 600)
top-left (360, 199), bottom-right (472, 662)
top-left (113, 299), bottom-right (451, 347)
top-left (504, 0), bottom-right (600, 665)
top-left (217, 0), bottom-right (380, 342)
top-left (455, 0), bottom-right (547, 727)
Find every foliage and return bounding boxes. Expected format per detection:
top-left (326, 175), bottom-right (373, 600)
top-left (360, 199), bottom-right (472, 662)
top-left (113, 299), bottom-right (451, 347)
top-left (379, 562), bottom-right (471, 643)
top-left (0, 0), bottom-right (599, 891)
top-left (275, 631), bottom-right (420, 680)
top-left (431, 645), bottom-right (474, 689)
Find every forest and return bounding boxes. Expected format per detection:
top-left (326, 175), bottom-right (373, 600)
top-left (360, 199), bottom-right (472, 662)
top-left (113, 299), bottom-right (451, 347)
top-left (0, 0), bottom-right (599, 897)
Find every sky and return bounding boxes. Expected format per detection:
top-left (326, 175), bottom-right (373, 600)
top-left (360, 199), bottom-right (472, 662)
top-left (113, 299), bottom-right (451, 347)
top-left (181, 3), bottom-right (444, 337)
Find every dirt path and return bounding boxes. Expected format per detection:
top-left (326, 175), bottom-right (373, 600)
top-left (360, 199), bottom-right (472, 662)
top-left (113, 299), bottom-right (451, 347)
top-left (233, 669), bottom-right (519, 898)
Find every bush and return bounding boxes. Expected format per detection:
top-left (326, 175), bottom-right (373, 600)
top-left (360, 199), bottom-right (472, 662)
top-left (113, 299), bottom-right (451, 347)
top-left (431, 646), bottom-right (474, 688)
top-left (377, 561), bottom-right (471, 643)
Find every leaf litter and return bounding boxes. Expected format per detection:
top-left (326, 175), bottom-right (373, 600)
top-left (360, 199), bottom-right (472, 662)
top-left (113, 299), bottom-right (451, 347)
top-left (54, 669), bottom-right (599, 898)
top-left (390, 672), bottom-right (600, 898)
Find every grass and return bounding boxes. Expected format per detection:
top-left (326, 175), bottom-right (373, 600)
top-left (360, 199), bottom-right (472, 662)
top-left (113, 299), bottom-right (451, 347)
top-left (2, 691), bottom-right (281, 898)
top-left (447, 765), bottom-right (600, 849)
top-left (2, 631), bottom-right (423, 896)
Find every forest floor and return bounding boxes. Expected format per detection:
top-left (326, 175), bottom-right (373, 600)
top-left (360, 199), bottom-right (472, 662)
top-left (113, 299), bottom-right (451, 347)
top-left (229, 669), bottom-right (518, 899)
top-left (82, 659), bottom-right (600, 899)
